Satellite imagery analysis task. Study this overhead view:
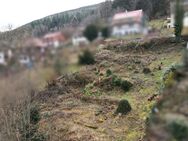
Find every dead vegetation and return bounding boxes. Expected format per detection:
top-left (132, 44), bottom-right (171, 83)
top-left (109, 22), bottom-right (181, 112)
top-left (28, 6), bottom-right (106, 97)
top-left (34, 37), bottom-right (185, 140)
top-left (0, 72), bottom-right (35, 141)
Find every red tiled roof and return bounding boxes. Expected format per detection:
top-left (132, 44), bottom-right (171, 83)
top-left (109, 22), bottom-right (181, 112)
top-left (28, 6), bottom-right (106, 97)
top-left (112, 10), bottom-right (143, 25)
top-left (113, 10), bottom-right (143, 20)
top-left (43, 32), bottom-right (66, 42)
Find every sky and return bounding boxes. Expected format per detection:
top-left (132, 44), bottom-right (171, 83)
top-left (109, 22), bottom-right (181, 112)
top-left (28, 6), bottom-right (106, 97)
top-left (0, 0), bottom-right (105, 31)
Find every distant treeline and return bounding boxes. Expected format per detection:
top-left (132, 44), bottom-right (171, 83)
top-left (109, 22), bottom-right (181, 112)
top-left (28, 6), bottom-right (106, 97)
top-left (29, 0), bottom-right (170, 36)
top-left (112, 0), bottom-right (170, 19)
top-left (0, 0), bottom-right (170, 43)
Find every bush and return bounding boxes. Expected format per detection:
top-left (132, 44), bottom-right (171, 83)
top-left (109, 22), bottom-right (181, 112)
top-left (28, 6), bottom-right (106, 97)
top-left (30, 104), bottom-right (41, 125)
top-left (84, 24), bottom-right (98, 42)
top-left (120, 80), bottom-right (133, 92)
top-left (168, 121), bottom-right (188, 141)
top-left (79, 50), bottom-right (95, 65)
top-left (112, 75), bottom-right (133, 92)
top-left (106, 69), bottom-right (112, 77)
top-left (101, 27), bottom-right (110, 38)
top-left (143, 68), bottom-right (151, 74)
top-left (115, 99), bottom-right (132, 115)
top-left (112, 76), bottom-right (122, 86)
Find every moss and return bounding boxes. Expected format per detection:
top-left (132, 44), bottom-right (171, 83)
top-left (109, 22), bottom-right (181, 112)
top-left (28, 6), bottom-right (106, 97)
top-left (162, 64), bottom-right (182, 88)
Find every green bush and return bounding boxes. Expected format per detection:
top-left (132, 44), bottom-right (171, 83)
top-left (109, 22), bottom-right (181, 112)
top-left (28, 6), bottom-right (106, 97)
top-left (79, 50), bottom-right (95, 65)
top-left (143, 68), bottom-right (151, 74)
top-left (168, 121), bottom-right (188, 141)
top-left (83, 24), bottom-right (98, 42)
top-left (30, 105), bottom-right (41, 125)
top-left (120, 80), bottom-right (133, 92)
top-left (115, 99), bottom-right (132, 115)
top-left (113, 77), bottom-right (122, 87)
top-left (106, 69), bottom-right (112, 77)
top-left (101, 27), bottom-right (110, 38)
top-left (112, 75), bottom-right (133, 92)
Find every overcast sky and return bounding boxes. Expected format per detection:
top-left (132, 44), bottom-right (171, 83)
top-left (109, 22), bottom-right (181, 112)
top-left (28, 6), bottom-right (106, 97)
top-left (0, 0), bottom-right (104, 31)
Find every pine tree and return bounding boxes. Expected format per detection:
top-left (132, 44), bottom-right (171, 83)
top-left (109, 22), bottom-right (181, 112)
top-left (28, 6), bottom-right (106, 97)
top-left (136, 0), bottom-right (152, 18)
top-left (83, 24), bottom-right (98, 42)
top-left (112, 0), bottom-right (135, 11)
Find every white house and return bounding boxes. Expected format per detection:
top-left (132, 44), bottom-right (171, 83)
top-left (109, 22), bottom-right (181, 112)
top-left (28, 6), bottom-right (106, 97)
top-left (170, 0), bottom-right (188, 28)
top-left (111, 10), bottom-right (147, 37)
top-left (0, 52), bottom-right (6, 65)
top-left (43, 32), bottom-right (66, 48)
top-left (72, 35), bottom-right (89, 46)
top-left (19, 55), bottom-right (31, 65)
top-left (72, 28), bottom-right (89, 46)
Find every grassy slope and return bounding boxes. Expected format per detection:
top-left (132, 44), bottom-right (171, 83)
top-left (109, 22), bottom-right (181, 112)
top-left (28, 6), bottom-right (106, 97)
top-left (37, 39), bottom-right (184, 141)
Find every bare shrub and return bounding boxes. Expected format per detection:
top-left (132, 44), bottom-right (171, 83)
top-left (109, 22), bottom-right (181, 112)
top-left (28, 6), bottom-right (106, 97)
top-left (0, 72), bottom-right (39, 141)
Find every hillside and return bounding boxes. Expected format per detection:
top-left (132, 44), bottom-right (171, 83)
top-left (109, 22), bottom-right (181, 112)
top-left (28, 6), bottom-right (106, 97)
top-left (0, 3), bottom-right (103, 44)
top-left (33, 38), bottom-right (184, 141)
top-left (0, 0), bottom-right (171, 46)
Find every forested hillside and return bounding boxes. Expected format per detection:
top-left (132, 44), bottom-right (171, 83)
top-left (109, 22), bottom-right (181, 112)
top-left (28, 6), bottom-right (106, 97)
top-left (0, 0), bottom-right (170, 45)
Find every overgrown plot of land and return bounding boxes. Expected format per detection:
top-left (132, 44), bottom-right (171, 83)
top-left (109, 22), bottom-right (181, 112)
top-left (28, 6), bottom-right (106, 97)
top-left (38, 40), bottom-right (184, 141)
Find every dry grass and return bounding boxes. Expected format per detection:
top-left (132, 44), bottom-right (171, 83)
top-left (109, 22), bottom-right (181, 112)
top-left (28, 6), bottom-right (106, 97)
top-left (0, 67), bottom-right (55, 141)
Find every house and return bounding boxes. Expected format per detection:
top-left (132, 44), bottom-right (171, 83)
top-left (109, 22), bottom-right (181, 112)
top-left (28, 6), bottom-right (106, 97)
top-left (170, 0), bottom-right (188, 28)
top-left (18, 55), bottom-right (31, 65)
top-left (0, 52), bottom-right (6, 65)
top-left (43, 32), bottom-right (66, 48)
top-left (72, 35), bottom-right (89, 46)
top-left (111, 10), bottom-right (147, 37)
top-left (72, 28), bottom-right (89, 46)
top-left (0, 42), bottom-right (14, 65)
